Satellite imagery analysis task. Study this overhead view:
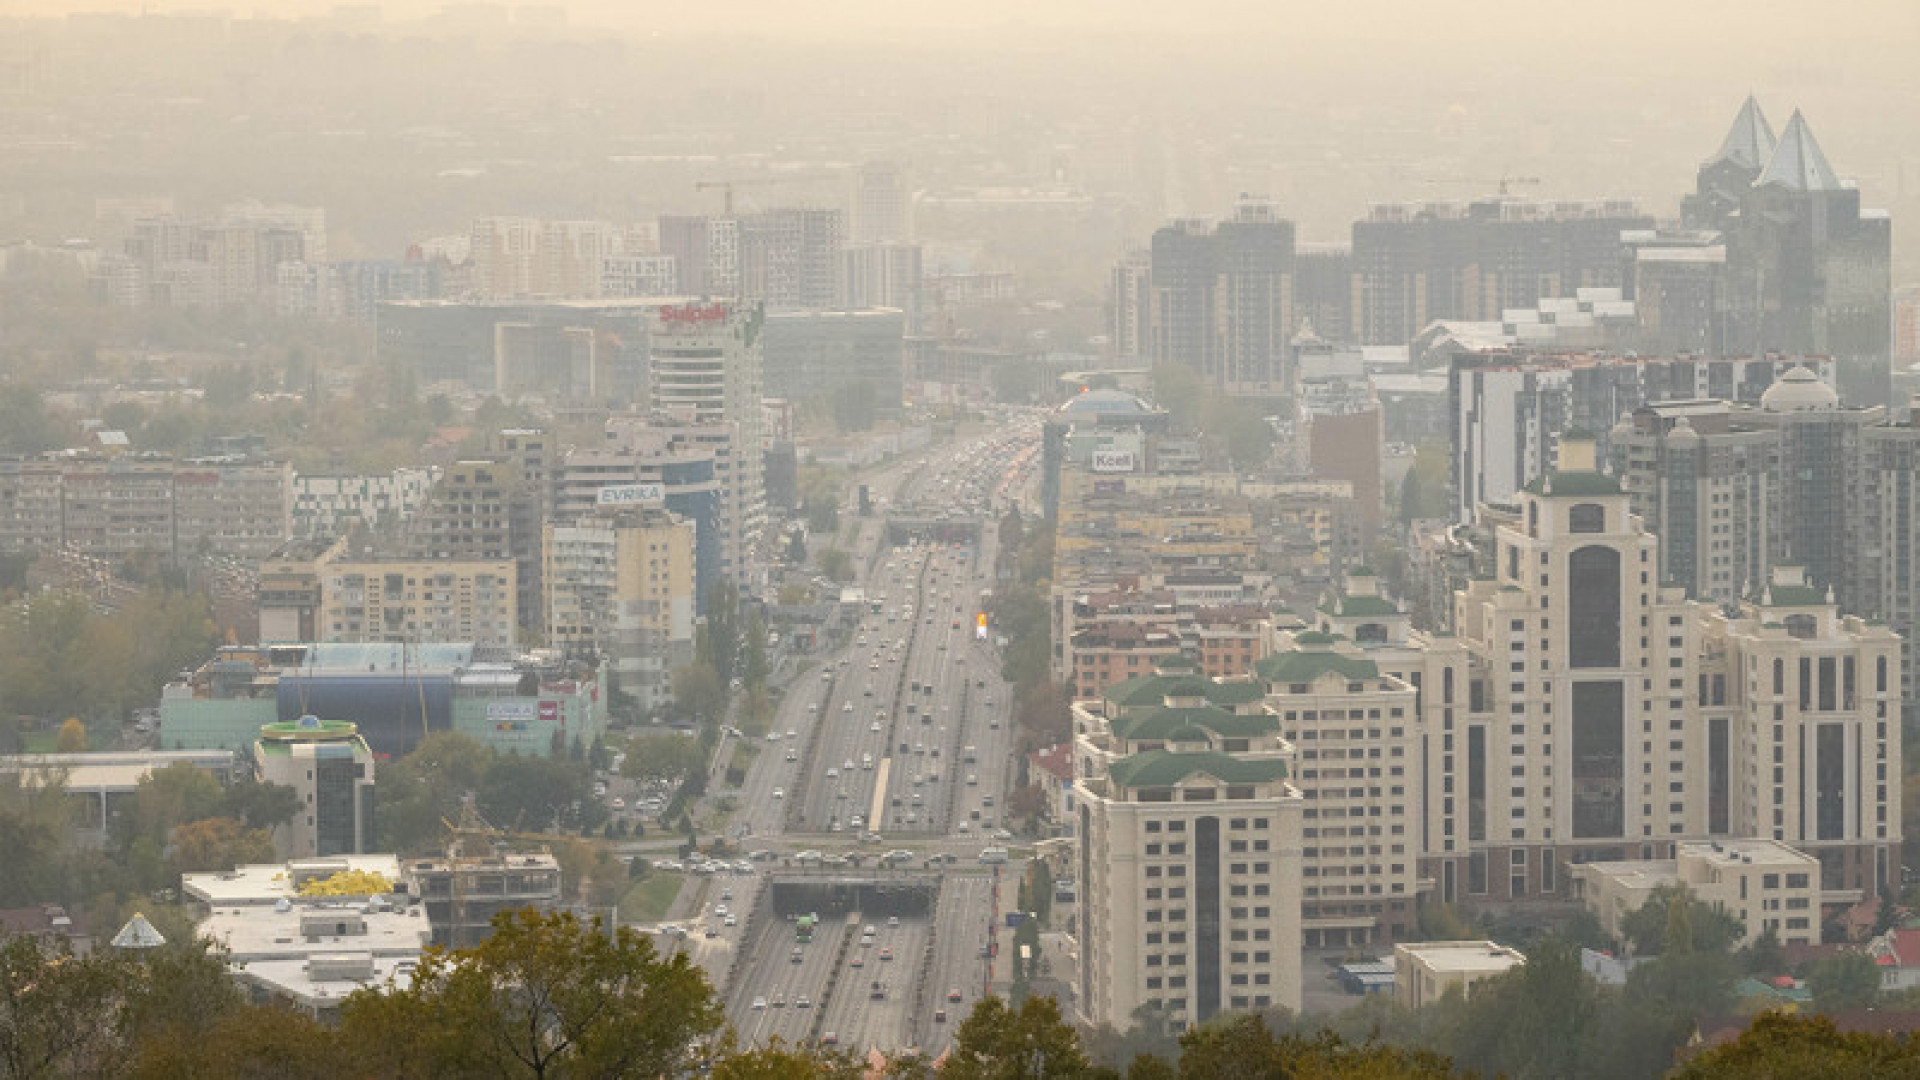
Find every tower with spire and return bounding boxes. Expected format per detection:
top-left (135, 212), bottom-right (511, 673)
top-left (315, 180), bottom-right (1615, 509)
top-left (1671, 99), bottom-right (1894, 408)
top-left (1682, 94), bottom-right (1779, 231)
top-left (1727, 106), bottom-right (1893, 407)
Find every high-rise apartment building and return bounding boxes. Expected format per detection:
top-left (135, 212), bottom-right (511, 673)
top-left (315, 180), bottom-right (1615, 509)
top-left (1432, 437), bottom-right (1899, 902)
top-left (842, 243), bottom-right (921, 321)
top-left (468, 217), bottom-right (620, 300)
top-left (1147, 199), bottom-right (1295, 391)
top-left (0, 453), bottom-right (292, 564)
top-left (647, 301), bottom-right (766, 590)
top-left (1072, 666), bottom-right (1304, 1030)
top-left (739, 209), bottom-right (844, 310)
top-left (1611, 400), bottom-right (1777, 605)
top-left (554, 424), bottom-right (723, 604)
top-left (543, 508), bottom-right (696, 711)
top-left (850, 161), bottom-right (911, 244)
top-left (658, 215), bottom-right (739, 297)
top-left (600, 253), bottom-right (678, 298)
top-left (1448, 350), bottom-right (1832, 522)
top-left (1352, 198), bottom-right (1652, 347)
top-left (309, 557), bottom-right (517, 647)
top-left (1863, 400), bottom-right (1920, 717)
top-left (1106, 248), bottom-right (1153, 361)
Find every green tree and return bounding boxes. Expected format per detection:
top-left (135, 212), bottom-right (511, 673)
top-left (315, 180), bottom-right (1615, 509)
top-left (477, 755), bottom-right (593, 834)
top-left (621, 733), bottom-right (706, 789)
top-left (1808, 950), bottom-right (1882, 1013)
top-left (131, 1002), bottom-right (352, 1080)
top-left (1673, 1010), bottom-right (1920, 1078)
top-left (698, 578), bottom-right (742, 685)
top-left (743, 609), bottom-right (769, 694)
top-left (672, 661), bottom-right (728, 729)
top-left (0, 933), bottom-right (130, 1077)
top-left (1619, 883), bottom-right (1745, 955)
top-left (377, 732), bottom-right (496, 854)
top-left (342, 909), bottom-right (723, 1078)
top-left (127, 761), bottom-right (227, 847)
top-left (1738, 926), bottom-right (1788, 976)
top-left (169, 816), bottom-right (276, 874)
top-left (1177, 1014), bottom-right (1458, 1080)
top-left (819, 547), bottom-right (854, 582)
top-left (221, 779), bottom-right (301, 831)
top-left (945, 994), bottom-right (1092, 1080)
top-left (0, 769), bottom-right (80, 905)
top-left (1442, 939), bottom-right (1600, 1080)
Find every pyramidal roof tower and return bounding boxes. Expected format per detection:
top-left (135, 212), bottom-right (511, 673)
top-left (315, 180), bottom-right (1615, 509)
top-left (1707, 94), bottom-right (1778, 171)
top-left (1758, 110), bottom-right (1845, 192)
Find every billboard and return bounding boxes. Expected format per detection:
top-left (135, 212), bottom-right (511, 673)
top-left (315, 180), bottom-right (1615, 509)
top-left (657, 302), bottom-right (730, 326)
top-left (596, 483), bottom-right (665, 507)
top-left (1089, 450), bottom-right (1135, 474)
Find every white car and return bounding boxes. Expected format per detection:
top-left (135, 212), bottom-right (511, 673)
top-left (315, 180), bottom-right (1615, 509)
top-left (773, 787), bottom-right (785, 799)
top-left (869, 721), bottom-right (882, 733)
top-left (752, 996), bottom-right (768, 1010)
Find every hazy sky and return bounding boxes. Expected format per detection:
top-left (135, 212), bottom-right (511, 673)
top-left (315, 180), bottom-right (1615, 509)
top-left (15, 0), bottom-right (1918, 46)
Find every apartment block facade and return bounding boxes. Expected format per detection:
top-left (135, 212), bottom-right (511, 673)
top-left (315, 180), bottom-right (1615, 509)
top-left (1073, 670), bottom-right (1304, 1030)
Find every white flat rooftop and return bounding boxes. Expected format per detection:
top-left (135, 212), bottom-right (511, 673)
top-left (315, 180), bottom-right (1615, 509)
top-left (234, 953), bottom-right (421, 1009)
top-left (183, 856), bottom-right (405, 906)
top-left (1398, 941), bottom-right (1526, 975)
top-left (201, 902), bottom-right (430, 962)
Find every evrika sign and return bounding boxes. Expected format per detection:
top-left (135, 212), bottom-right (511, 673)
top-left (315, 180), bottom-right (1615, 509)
top-left (1089, 450), bottom-right (1136, 474)
top-left (596, 483), bottom-right (665, 507)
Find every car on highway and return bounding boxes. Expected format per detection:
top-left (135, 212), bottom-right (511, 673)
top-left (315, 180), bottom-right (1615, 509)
top-left (790, 948), bottom-right (803, 963)
top-left (796, 996), bottom-right (812, 1009)
top-left (752, 996), bottom-right (767, 1010)
top-left (611, 797), bottom-right (626, 810)
top-left (821, 1033), bottom-right (839, 1048)
top-left (948, 988), bottom-right (963, 1003)
top-left (825, 768), bottom-right (839, 779)
top-left (850, 953), bottom-right (864, 968)
top-left (772, 787), bottom-right (784, 799)
top-left (869, 721), bottom-right (882, 733)
top-left (771, 992), bottom-right (785, 1008)
top-left (934, 1009), bottom-right (948, 1023)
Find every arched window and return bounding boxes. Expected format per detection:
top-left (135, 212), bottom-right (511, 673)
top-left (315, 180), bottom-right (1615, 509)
top-left (1569, 503), bottom-right (1606, 533)
top-left (1568, 545), bottom-right (1621, 668)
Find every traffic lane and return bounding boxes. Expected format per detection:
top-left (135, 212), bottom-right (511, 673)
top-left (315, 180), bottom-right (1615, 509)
top-left (730, 914), bottom-right (843, 1046)
top-left (820, 920), bottom-right (929, 1052)
top-left (920, 873), bottom-right (993, 1049)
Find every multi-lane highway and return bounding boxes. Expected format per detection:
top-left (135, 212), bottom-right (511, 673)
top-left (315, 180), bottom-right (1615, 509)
top-left (682, 417), bottom-right (1045, 1054)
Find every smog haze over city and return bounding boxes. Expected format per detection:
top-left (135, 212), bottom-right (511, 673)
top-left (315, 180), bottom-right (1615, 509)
top-left (2, 0), bottom-right (1920, 1077)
